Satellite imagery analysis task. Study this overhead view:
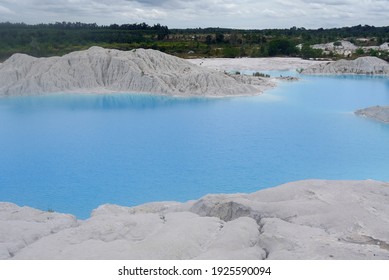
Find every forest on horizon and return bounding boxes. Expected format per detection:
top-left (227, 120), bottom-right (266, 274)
top-left (1, 22), bottom-right (389, 62)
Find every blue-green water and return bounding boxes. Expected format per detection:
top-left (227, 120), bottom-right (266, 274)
top-left (1, 74), bottom-right (389, 219)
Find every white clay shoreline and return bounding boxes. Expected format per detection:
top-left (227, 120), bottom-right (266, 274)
top-left (1, 180), bottom-right (388, 260)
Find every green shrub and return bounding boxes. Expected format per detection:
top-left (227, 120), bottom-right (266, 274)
top-left (253, 72), bottom-right (270, 77)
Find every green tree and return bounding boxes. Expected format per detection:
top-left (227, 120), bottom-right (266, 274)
top-left (223, 46), bottom-right (239, 58)
top-left (355, 48), bottom-right (364, 55)
top-left (259, 45), bottom-right (268, 57)
top-left (205, 35), bottom-right (213, 45)
top-left (215, 33), bottom-right (224, 43)
top-left (300, 44), bottom-right (322, 59)
top-left (268, 39), bottom-right (297, 56)
top-left (333, 41), bottom-right (342, 46)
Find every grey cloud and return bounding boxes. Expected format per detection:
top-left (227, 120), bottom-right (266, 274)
top-left (0, 5), bottom-right (12, 14)
top-left (300, 0), bottom-right (353, 5)
top-left (124, 0), bottom-right (186, 9)
top-left (126, 0), bottom-right (171, 5)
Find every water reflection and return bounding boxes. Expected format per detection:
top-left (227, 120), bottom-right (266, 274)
top-left (0, 93), bottom-right (218, 112)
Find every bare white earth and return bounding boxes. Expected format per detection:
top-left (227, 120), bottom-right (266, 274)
top-left (188, 57), bottom-right (324, 72)
top-left (1, 180), bottom-right (389, 260)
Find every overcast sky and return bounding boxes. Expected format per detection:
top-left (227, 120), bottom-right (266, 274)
top-left (0, 0), bottom-right (388, 29)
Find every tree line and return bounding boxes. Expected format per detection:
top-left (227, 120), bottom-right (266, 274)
top-left (0, 22), bottom-right (388, 61)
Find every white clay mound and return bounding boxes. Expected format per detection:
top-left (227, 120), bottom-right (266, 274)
top-left (301, 56), bottom-right (389, 75)
top-left (0, 47), bottom-right (274, 97)
top-left (355, 105), bottom-right (389, 123)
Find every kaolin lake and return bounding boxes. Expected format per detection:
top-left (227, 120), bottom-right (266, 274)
top-left (0, 73), bottom-right (389, 219)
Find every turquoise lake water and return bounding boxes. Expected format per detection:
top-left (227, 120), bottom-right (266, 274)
top-left (0, 74), bottom-right (389, 219)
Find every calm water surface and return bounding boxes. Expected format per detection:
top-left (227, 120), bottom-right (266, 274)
top-left (0, 74), bottom-right (388, 218)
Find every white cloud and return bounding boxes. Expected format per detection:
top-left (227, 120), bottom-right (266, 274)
top-left (120, 8), bottom-right (167, 21)
top-left (260, 9), bottom-right (279, 18)
top-left (0, 4), bottom-right (13, 14)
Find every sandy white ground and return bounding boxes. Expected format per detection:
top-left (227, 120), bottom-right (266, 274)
top-left (188, 57), bottom-right (324, 72)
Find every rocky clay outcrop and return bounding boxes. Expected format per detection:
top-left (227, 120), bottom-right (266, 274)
top-left (300, 56), bottom-right (389, 75)
top-left (0, 47), bottom-right (274, 97)
top-left (355, 106), bottom-right (389, 123)
top-left (1, 180), bottom-right (389, 260)
top-left (310, 40), bottom-right (389, 57)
